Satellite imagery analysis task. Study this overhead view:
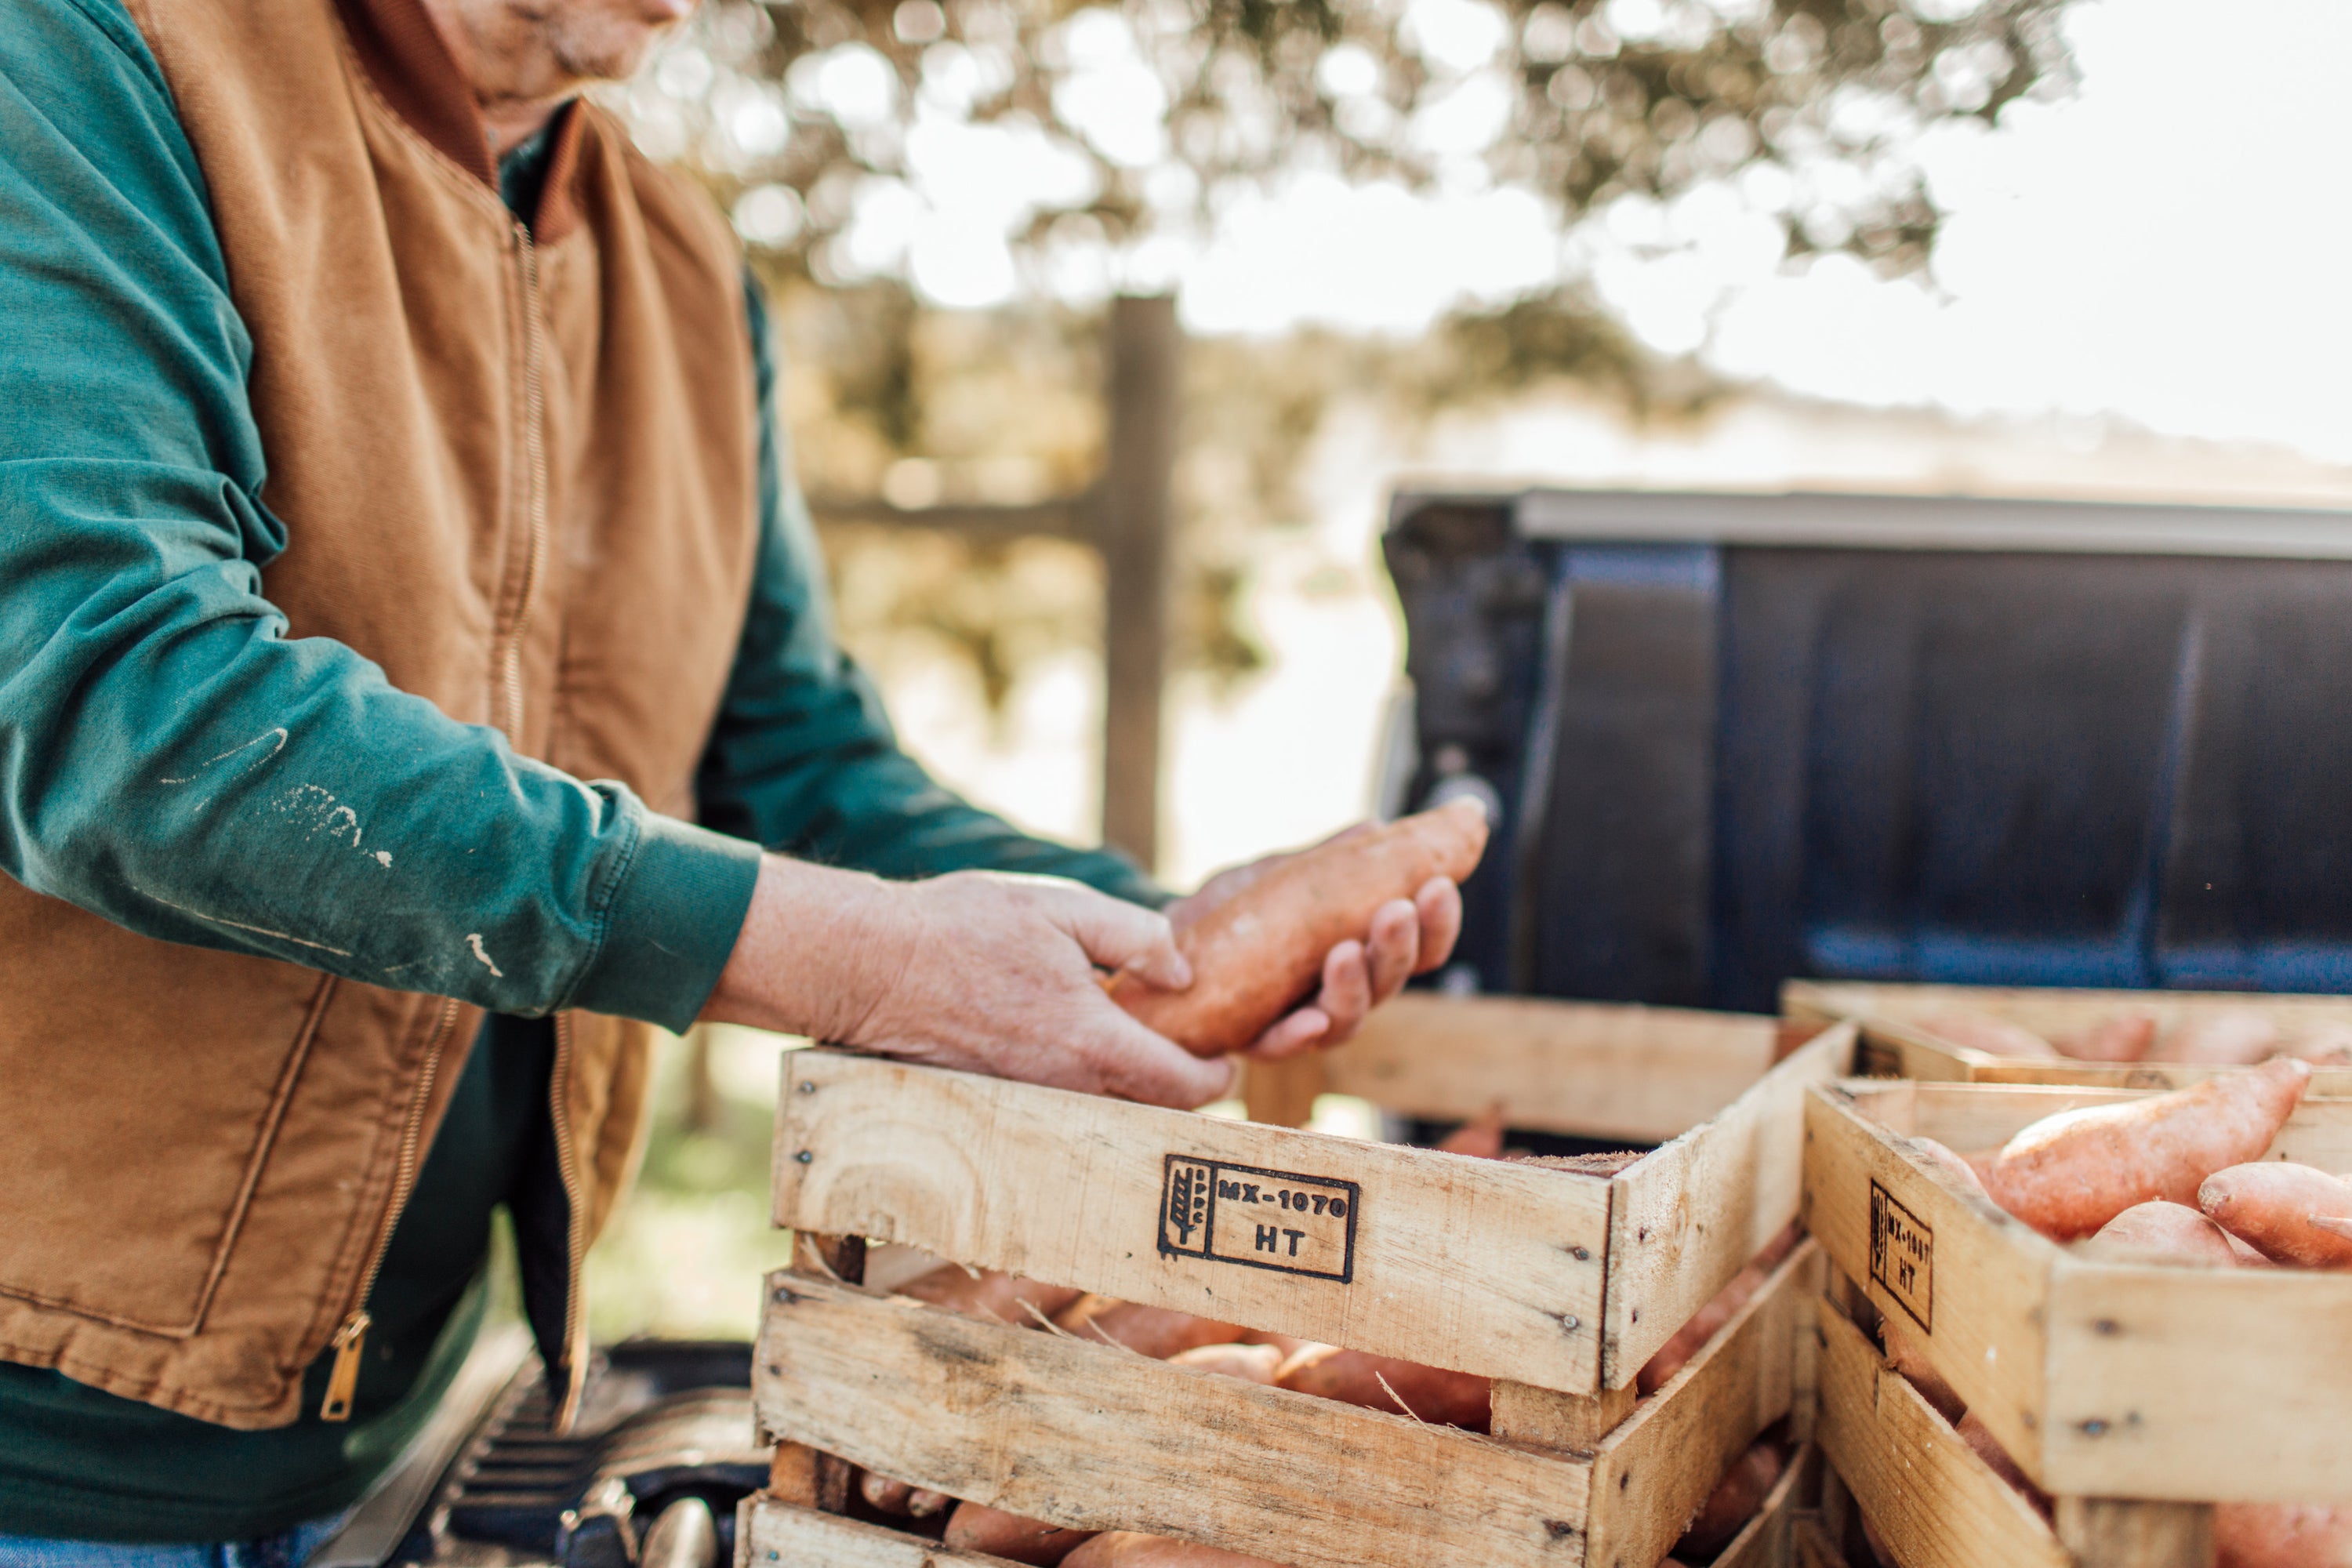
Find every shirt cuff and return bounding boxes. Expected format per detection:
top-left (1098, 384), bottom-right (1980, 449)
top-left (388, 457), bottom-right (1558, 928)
top-left (568, 808), bottom-right (764, 1031)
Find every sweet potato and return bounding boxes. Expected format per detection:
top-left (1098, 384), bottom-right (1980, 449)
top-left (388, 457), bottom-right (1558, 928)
top-left (857, 1472), bottom-right (949, 1516)
top-left (1272, 1343), bottom-right (1490, 1430)
top-left (1435, 1101), bottom-right (1505, 1159)
top-left (1916, 1008), bottom-right (2056, 1058)
top-left (1977, 1058), bottom-right (2312, 1240)
top-left (2213, 1502), bottom-right (2352, 1568)
top-left (2288, 1025), bottom-right (2352, 1068)
top-left (1061, 1533), bottom-right (1291, 1568)
top-left (1636, 1222), bottom-right (1802, 1396)
top-left (1670, 1441), bottom-right (1785, 1559)
top-left (2199, 1163), bottom-right (2352, 1269)
top-left (2053, 1011), bottom-right (2158, 1064)
top-left (1958, 1413), bottom-right (2052, 1519)
top-left (1164, 1341), bottom-right (1283, 1384)
top-left (2154, 1010), bottom-right (2281, 1065)
top-left (2081, 1200), bottom-right (2245, 1268)
top-left (1052, 1296), bottom-right (1245, 1358)
top-left (1107, 800), bottom-right (1489, 1056)
top-left (1236, 1328), bottom-right (1314, 1359)
top-left (1911, 1136), bottom-right (1991, 1201)
top-left (898, 1264), bottom-right (1085, 1327)
top-left (944, 1503), bottom-right (1098, 1565)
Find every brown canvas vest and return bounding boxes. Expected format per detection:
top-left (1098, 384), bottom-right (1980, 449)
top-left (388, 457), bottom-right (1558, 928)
top-left (0, 0), bottom-right (758, 1428)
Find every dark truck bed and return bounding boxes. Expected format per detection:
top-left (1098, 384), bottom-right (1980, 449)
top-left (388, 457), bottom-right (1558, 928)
top-left (1381, 488), bottom-right (2352, 1013)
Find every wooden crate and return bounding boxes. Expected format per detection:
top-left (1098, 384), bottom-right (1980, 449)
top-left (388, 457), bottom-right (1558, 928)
top-left (743, 995), bottom-right (1856, 1568)
top-left (1802, 1076), bottom-right (2352, 1561)
top-left (737, 1443), bottom-right (1826, 1568)
top-left (746, 1241), bottom-right (1820, 1568)
top-left (769, 997), bottom-right (1852, 1399)
top-left (1784, 978), bottom-right (2352, 1093)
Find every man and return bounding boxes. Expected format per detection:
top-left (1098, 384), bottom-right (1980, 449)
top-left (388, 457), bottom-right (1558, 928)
top-left (0, 0), bottom-right (1463, 1558)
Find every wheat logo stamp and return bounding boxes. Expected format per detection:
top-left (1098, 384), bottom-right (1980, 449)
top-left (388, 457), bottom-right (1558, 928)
top-left (1160, 1156), bottom-right (1358, 1282)
top-left (1869, 1179), bottom-right (1933, 1331)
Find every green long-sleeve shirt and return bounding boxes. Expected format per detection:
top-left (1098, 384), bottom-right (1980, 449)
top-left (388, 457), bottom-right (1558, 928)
top-left (0, 0), bottom-right (1155, 1541)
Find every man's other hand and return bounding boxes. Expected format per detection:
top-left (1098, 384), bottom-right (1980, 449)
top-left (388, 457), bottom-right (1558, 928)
top-left (1163, 826), bottom-right (1465, 1062)
top-left (702, 858), bottom-right (1235, 1109)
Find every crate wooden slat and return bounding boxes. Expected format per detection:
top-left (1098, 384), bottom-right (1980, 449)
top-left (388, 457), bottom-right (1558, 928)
top-left (739, 1500), bottom-right (1022, 1568)
top-left (1803, 1077), bottom-right (2352, 1504)
top-left (1814, 1292), bottom-right (2066, 1568)
top-left (1313, 993), bottom-right (1790, 1142)
top-left (1784, 978), bottom-right (2352, 1094)
top-left (1713, 1445), bottom-right (1820, 1568)
top-left (736, 1445), bottom-right (1825, 1568)
top-left (749, 1242), bottom-right (1822, 1568)
top-left (772, 1007), bottom-right (1854, 1396)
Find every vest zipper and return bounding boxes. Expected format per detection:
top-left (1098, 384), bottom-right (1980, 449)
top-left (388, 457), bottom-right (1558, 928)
top-left (497, 221), bottom-right (550, 741)
top-left (547, 1010), bottom-right (592, 1431)
top-left (321, 995), bottom-right (463, 1420)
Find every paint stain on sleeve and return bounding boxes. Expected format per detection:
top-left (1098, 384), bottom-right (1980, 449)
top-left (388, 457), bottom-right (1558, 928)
top-left (466, 933), bottom-right (505, 978)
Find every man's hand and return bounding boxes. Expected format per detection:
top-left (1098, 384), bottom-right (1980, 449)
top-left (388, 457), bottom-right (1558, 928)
top-left (1163, 826), bottom-right (1465, 1062)
top-left (701, 857), bottom-right (1236, 1109)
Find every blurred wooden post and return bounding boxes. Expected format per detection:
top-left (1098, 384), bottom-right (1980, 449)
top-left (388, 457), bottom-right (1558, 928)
top-left (1094, 294), bottom-right (1181, 871)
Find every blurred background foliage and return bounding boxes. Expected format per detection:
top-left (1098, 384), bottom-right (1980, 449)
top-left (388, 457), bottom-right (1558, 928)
top-left (609, 0), bottom-right (2076, 711)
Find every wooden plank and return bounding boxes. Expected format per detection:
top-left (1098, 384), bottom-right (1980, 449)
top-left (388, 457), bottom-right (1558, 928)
top-left (1601, 1026), bottom-right (1853, 1385)
top-left (1791, 1516), bottom-right (1845, 1568)
top-left (1493, 1380), bottom-right (1635, 1455)
top-left (1096, 294), bottom-right (1179, 869)
top-left (750, 1272), bottom-right (1593, 1568)
top-left (773, 1051), bottom-right (1612, 1392)
top-left (1817, 1080), bottom-right (2352, 1504)
top-left (2038, 1257), bottom-right (2352, 1503)
top-left (2053, 1498), bottom-right (2215, 1568)
top-left (1784, 980), bottom-right (2352, 1094)
top-left (1814, 1297), bottom-right (2067, 1568)
top-left (739, 1496), bottom-right (1027, 1568)
top-left (1800, 1085), bottom-right (2053, 1481)
top-left (1323, 993), bottom-right (1784, 1142)
top-left (1784, 979), bottom-right (2352, 1039)
top-left (1584, 1242), bottom-right (1818, 1568)
top-left (1712, 1446), bottom-right (1818, 1568)
top-left (1242, 1052), bottom-right (1326, 1129)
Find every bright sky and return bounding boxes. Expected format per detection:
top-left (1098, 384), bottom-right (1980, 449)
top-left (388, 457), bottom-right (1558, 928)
top-left (1178, 0), bottom-right (2352, 463)
top-left (774, 0), bottom-right (2352, 464)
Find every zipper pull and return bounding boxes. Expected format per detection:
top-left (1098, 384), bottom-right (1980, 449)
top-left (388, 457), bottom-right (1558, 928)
top-left (320, 1310), bottom-right (372, 1422)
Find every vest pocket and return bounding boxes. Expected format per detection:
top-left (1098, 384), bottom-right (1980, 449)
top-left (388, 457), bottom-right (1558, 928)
top-left (0, 914), bottom-right (338, 1338)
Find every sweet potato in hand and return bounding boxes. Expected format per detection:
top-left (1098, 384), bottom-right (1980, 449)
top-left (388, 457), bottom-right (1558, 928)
top-left (2082, 1200), bottom-right (2246, 1268)
top-left (1107, 800), bottom-right (1488, 1056)
top-left (1978, 1058), bottom-right (2312, 1240)
top-left (945, 1503), bottom-right (1098, 1565)
top-left (1273, 1344), bottom-right (1490, 1430)
top-left (2199, 1163), bottom-right (2352, 1268)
